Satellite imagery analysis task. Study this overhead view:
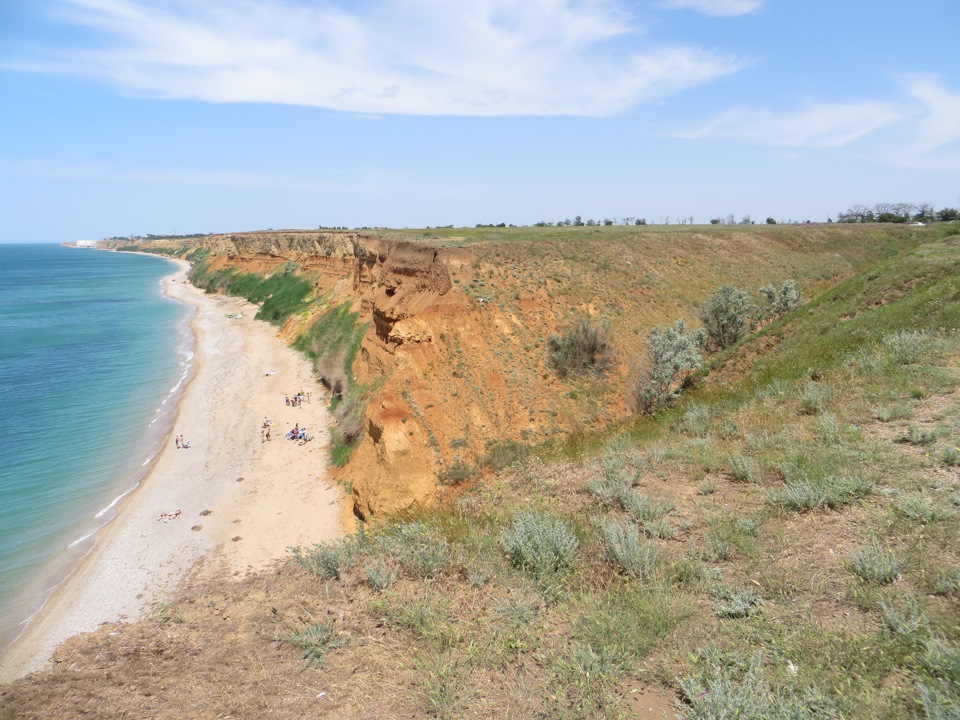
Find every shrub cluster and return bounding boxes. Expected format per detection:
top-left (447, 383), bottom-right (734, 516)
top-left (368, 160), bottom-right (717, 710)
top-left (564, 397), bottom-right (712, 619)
top-left (677, 653), bottom-right (835, 720)
top-left (598, 517), bottom-right (659, 580)
top-left (699, 284), bottom-right (752, 352)
top-left (711, 585), bottom-right (762, 618)
top-left (765, 474), bottom-right (871, 511)
top-left (849, 540), bottom-right (903, 584)
top-left (291, 539), bottom-right (358, 580)
top-left (547, 316), bottom-right (615, 378)
top-left (588, 442), bottom-right (644, 507)
top-left (758, 279), bottom-right (802, 319)
top-left (376, 521), bottom-right (453, 579)
top-left (502, 508), bottom-right (579, 581)
top-left (629, 319), bottom-right (705, 413)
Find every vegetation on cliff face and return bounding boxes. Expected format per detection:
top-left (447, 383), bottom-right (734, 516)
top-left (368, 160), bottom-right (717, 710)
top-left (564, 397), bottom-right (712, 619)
top-left (7, 227), bottom-right (959, 719)
top-left (292, 303), bottom-right (371, 466)
top-left (120, 223), bottom-right (943, 519)
top-left (188, 254), bottom-right (314, 326)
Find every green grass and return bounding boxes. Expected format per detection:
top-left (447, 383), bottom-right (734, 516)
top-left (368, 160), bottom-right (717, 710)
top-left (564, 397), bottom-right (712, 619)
top-left (291, 302), bottom-right (371, 463)
top-left (226, 272), bottom-right (314, 325)
top-left (708, 233), bottom-right (960, 400)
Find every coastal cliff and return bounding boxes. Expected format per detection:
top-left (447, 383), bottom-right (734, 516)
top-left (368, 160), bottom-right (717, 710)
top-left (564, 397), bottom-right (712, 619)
top-left (100, 223), bottom-right (927, 518)
top-left (104, 231), bottom-right (484, 518)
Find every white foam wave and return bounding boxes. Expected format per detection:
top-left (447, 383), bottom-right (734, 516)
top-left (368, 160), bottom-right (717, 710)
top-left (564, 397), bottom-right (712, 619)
top-left (93, 485), bottom-right (137, 520)
top-left (67, 529), bottom-right (98, 549)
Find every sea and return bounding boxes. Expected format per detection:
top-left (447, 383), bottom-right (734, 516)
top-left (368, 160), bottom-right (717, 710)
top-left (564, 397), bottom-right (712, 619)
top-left (0, 244), bottom-right (192, 651)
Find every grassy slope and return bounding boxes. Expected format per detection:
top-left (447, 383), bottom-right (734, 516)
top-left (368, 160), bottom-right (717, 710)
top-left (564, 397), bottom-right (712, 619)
top-left (373, 223), bottom-right (934, 475)
top-left (119, 223), bottom-right (937, 474)
top-left (3, 228), bottom-right (959, 719)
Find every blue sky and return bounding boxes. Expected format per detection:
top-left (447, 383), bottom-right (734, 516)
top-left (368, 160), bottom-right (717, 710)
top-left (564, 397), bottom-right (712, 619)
top-left (1, 0), bottom-right (958, 242)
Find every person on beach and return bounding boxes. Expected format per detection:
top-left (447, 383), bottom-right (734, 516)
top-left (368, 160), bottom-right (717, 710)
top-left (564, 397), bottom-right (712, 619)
top-left (175, 435), bottom-right (180, 449)
top-left (266, 426), bottom-right (271, 441)
top-left (285, 395), bottom-right (290, 406)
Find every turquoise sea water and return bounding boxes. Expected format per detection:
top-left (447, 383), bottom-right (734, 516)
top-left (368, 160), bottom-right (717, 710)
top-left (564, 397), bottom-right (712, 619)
top-left (0, 244), bottom-right (190, 649)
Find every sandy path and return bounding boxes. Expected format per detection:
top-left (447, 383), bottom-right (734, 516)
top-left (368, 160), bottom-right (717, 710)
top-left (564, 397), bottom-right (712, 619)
top-left (0, 261), bottom-right (344, 681)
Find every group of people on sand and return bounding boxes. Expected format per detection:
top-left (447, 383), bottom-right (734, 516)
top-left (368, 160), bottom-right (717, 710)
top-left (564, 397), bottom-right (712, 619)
top-left (174, 434), bottom-right (191, 449)
top-left (286, 423), bottom-right (309, 441)
top-left (285, 391), bottom-right (308, 407)
top-left (158, 509), bottom-right (181, 523)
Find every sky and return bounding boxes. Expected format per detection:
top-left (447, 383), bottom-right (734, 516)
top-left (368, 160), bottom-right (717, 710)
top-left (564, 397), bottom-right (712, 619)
top-left (1, 0), bottom-right (958, 242)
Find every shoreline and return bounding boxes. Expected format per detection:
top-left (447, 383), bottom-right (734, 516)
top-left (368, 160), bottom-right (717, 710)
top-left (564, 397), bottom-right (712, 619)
top-left (0, 252), bottom-right (196, 654)
top-left (0, 259), bottom-right (346, 682)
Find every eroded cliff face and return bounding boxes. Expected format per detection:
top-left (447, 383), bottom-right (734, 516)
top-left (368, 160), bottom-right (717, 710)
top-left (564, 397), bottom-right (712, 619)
top-left (112, 231), bottom-right (481, 518)
top-left (104, 224), bottom-right (901, 520)
top-left (342, 237), bottom-right (475, 518)
top-left (199, 231), bottom-right (359, 282)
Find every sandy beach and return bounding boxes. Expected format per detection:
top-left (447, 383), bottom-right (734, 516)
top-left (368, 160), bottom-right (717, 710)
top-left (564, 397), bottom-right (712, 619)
top-left (0, 260), bottom-right (345, 681)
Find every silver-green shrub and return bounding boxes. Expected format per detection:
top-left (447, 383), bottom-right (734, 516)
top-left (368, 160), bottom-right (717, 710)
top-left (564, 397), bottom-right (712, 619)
top-left (683, 404), bottom-right (714, 437)
top-left (629, 319), bottom-right (705, 413)
top-left (882, 329), bottom-right (934, 365)
top-left (700, 284), bottom-right (752, 352)
top-left (291, 537), bottom-right (357, 579)
top-left (849, 541), bottom-right (903, 584)
top-left (727, 453), bottom-right (759, 483)
top-left (588, 441), bottom-right (643, 507)
top-left (758, 279), bottom-right (802, 319)
top-left (895, 493), bottom-right (950, 522)
top-left (501, 508), bottom-right (579, 580)
top-left (798, 380), bottom-right (831, 415)
top-left (765, 475), bottom-right (871, 511)
top-left (621, 492), bottom-right (676, 538)
top-left (711, 585), bottom-right (762, 618)
top-left (933, 567), bottom-right (960, 596)
top-left (376, 521), bottom-right (452, 579)
top-left (364, 558), bottom-right (399, 592)
top-left (599, 517), bottom-right (659, 580)
top-left (676, 653), bottom-right (835, 720)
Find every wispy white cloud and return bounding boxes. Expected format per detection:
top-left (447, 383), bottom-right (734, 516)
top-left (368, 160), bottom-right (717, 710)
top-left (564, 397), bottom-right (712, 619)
top-left (679, 100), bottom-right (905, 147)
top-left (883, 73), bottom-right (960, 170)
top-left (676, 73), bottom-right (960, 172)
top-left (5, 0), bottom-right (746, 116)
top-left (660, 0), bottom-right (765, 17)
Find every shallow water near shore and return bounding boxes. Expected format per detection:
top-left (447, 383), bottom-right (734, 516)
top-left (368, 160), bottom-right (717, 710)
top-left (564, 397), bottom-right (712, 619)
top-left (0, 244), bottom-right (190, 650)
